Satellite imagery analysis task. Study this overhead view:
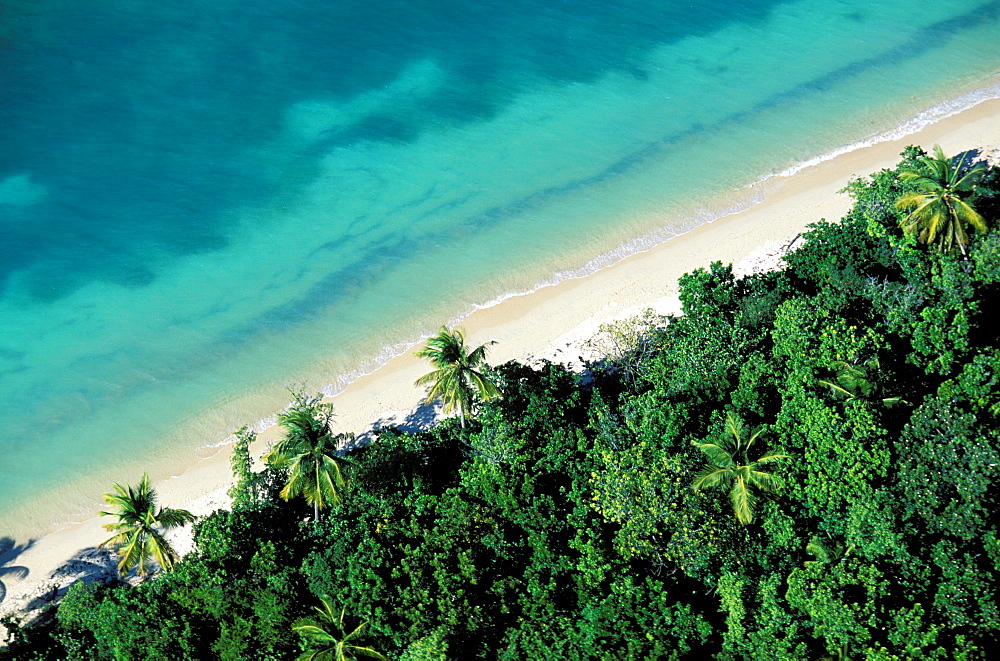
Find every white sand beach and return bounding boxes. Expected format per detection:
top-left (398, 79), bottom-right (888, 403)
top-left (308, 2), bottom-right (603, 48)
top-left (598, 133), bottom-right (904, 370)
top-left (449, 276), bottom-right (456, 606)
top-left (3, 95), bottom-right (1000, 628)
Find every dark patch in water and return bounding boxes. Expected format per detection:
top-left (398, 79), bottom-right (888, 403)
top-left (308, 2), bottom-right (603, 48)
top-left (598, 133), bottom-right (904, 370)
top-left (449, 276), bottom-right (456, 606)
top-left (218, 0), bottom-right (1000, 346)
top-left (0, 0), bottom-right (786, 301)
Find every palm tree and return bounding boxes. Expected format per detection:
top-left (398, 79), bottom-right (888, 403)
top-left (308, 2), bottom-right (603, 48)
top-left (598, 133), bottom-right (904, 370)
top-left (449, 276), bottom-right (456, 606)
top-left (293, 595), bottom-right (388, 661)
top-left (804, 536), bottom-right (855, 568)
top-left (817, 357), bottom-right (906, 408)
top-left (691, 413), bottom-right (789, 525)
top-left (895, 144), bottom-right (987, 255)
top-left (98, 473), bottom-right (196, 577)
top-left (414, 326), bottom-right (500, 428)
top-left (263, 392), bottom-right (351, 521)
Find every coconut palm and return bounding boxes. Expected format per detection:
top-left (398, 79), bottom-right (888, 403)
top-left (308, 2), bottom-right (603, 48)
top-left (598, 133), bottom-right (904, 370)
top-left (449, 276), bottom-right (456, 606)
top-left (414, 326), bottom-right (500, 428)
top-left (691, 413), bottom-right (789, 525)
top-left (265, 393), bottom-right (336, 463)
top-left (98, 473), bottom-right (196, 577)
top-left (817, 357), bottom-right (906, 408)
top-left (895, 144), bottom-right (987, 255)
top-left (804, 536), bottom-right (855, 568)
top-left (263, 392), bottom-right (351, 521)
top-left (293, 595), bottom-right (388, 661)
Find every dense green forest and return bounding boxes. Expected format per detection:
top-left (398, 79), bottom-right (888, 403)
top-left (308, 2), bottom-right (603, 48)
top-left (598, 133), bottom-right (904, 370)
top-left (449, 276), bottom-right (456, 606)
top-left (4, 146), bottom-right (1000, 659)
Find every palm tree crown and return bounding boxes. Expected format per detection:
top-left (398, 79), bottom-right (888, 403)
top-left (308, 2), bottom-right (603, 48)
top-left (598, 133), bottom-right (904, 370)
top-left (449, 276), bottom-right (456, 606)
top-left (895, 144), bottom-right (987, 255)
top-left (414, 326), bottom-right (500, 428)
top-left (817, 357), bottom-right (905, 408)
top-left (293, 595), bottom-right (388, 661)
top-left (98, 473), bottom-right (196, 577)
top-left (804, 535), bottom-right (855, 568)
top-left (263, 392), bottom-right (351, 520)
top-left (691, 413), bottom-right (789, 525)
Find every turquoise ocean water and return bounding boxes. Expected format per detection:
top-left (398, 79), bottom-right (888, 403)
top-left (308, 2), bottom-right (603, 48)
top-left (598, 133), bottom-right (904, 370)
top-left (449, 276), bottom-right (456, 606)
top-left (2, 0), bottom-right (1000, 538)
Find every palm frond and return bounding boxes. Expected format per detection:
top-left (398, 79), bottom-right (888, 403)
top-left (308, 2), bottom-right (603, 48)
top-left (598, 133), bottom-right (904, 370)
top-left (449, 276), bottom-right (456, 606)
top-left (321, 455), bottom-right (348, 488)
top-left (881, 396), bottom-right (908, 408)
top-left (465, 340), bottom-right (496, 367)
top-left (98, 527), bottom-right (133, 547)
top-left (723, 413), bottom-right (743, 443)
top-left (313, 456), bottom-right (346, 507)
top-left (280, 455), bottom-right (308, 501)
top-left (262, 446), bottom-right (291, 469)
top-left (805, 537), bottom-right (831, 564)
top-left (155, 507), bottom-right (196, 528)
top-left (292, 624), bottom-right (339, 644)
top-left (342, 620), bottom-right (367, 643)
top-left (745, 424), bottom-right (767, 452)
top-left (954, 165), bottom-right (986, 191)
top-left (692, 466), bottom-right (734, 490)
top-left (296, 651), bottom-right (324, 661)
top-left (691, 440), bottom-right (735, 468)
top-left (468, 369), bottom-right (501, 401)
top-left (753, 452), bottom-right (791, 465)
top-left (110, 529), bottom-right (144, 576)
top-left (728, 477), bottom-right (755, 525)
top-left (349, 645), bottom-right (389, 660)
top-left (747, 469), bottom-right (780, 493)
top-left (895, 191), bottom-right (936, 212)
top-left (414, 367), bottom-right (449, 388)
top-left (953, 197), bottom-right (987, 232)
top-left (147, 528), bottom-right (180, 573)
top-left (316, 595), bottom-right (339, 625)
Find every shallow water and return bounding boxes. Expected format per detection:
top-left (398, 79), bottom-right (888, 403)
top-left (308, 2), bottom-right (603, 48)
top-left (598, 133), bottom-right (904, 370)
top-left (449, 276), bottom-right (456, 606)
top-left (2, 0), bottom-right (1000, 537)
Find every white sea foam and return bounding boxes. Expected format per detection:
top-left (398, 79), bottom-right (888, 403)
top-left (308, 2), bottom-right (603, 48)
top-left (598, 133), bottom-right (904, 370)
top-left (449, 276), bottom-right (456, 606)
top-left (772, 82), bottom-right (1000, 180)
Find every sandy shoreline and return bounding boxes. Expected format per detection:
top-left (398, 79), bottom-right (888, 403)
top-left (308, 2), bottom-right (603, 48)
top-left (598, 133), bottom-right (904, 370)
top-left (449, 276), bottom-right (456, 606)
top-left (3, 95), bottom-right (1000, 626)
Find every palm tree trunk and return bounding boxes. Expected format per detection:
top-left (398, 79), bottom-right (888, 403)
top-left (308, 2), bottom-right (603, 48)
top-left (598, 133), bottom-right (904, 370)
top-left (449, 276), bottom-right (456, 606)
top-left (314, 500), bottom-right (319, 523)
top-left (459, 406), bottom-right (466, 429)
